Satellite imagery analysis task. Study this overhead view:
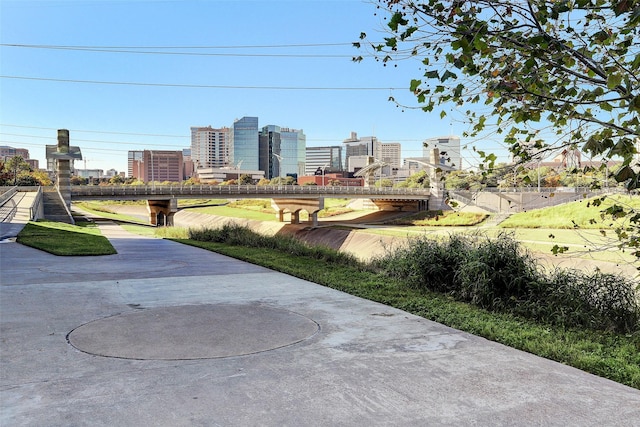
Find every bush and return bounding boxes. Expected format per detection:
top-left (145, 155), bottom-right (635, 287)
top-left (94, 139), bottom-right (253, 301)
top-left (456, 233), bottom-right (539, 309)
top-left (524, 269), bottom-right (640, 333)
top-left (372, 231), bottom-right (639, 333)
top-left (372, 233), bottom-right (470, 293)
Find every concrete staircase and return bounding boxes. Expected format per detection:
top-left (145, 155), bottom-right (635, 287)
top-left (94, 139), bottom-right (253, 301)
top-left (43, 188), bottom-right (74, 224)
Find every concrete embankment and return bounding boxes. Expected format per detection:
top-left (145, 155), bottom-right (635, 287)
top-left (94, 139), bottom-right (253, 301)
top-left (104, 205), bottom-right (638, 278)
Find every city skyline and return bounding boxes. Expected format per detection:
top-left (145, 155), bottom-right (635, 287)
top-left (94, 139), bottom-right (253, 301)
top-left (0, 1), bottom-right (506, 174)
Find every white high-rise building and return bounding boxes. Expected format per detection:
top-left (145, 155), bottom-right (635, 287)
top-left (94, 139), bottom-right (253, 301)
top-left (305, 146), bottom-right (343, 175)
top-left (343, 132), bottom-right (381, 172)
top-left (422, 136), bottom-right (461, 170)
top-left (190, 126), bottom-right (231, 169)
top-left (380, 142), bottom-right (401, 169)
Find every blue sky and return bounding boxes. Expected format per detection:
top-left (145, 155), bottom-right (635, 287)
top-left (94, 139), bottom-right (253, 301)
top-left (0, 0), bottom-right (506, 173)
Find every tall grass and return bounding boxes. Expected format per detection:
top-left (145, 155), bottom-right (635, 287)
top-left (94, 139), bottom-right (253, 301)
top-left (189, 224), bottom-right (361, 267)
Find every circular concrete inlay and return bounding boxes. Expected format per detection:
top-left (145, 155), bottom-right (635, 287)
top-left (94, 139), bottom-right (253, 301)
top-left (68, 304), bottom-right (319, 360)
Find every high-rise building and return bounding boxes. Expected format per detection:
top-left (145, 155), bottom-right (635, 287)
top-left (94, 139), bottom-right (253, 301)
top-left (380, 142), bottom-right (401, 169)
top-left (232, 117), bottom-right (259, 170)
top-left (0, 146), bottom-right (30, 160)
top-left (259, 125), bottom-right (306, 179)
top-left (422, 136), bottom-right (461, 170)
top-left (190, 126), bottom-right (231, 169)
top-left (128, 150), bottom-right (144, 178)
top-left (128, 150), bottom-right (184, 182)
top-left (1, 146), bottom-right (38, 169)
top-left (182, 148), bottom-right (194, 179)
top-left (305, 146), bottom-right (343, 175)
top-left (343, 132), bottom-right (381, 172)
top-left (259, 125), bottom-right (282, 179)
top-left (279, 127), bottom-right (306, 178)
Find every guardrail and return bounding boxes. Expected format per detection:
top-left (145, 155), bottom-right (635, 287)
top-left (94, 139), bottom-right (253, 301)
top-left (30, 186), bottom-right (43, 220)
top-left (482, 186), bottom-right (626, 194)
top-left (0, 186), bottom-right (18, 205)
top-left (70, 185), bottom-right (431, 199)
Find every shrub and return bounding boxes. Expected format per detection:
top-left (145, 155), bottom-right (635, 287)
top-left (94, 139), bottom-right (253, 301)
top-left (371, 233), bottom-right (471, 293)
top-left (372, 231), bottom-right (639, 333)
top-left (456, 233), bottom-right (540, 309)
top-left (526, 269), bottom-right (640, 333)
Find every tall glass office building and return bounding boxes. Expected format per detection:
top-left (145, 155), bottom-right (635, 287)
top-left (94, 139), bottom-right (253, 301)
top-left (280, 127), bottom-right (306, 178)
top-left (259, 125), bottom-right (306, 179)
top-left (233, 116), bottom-right (259, 170)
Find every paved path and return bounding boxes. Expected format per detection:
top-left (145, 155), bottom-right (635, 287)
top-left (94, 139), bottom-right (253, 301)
top-left (0, 191), bottom-right (37, 241)
top-left (1, 222), bottom-right (639, 426)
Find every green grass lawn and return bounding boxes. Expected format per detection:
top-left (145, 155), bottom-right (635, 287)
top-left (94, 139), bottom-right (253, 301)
top-left (74, 202), bottom-right (149, 224)
top-left (388, 210), bottom-right (488, 226)
top-left (500, 194), bottom-right (640, 229)
top-left (17, 221), bottom-right (116, 255)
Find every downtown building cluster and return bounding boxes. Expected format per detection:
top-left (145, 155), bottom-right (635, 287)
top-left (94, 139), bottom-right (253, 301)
top-left (126, 116), bottom-right (463, 184)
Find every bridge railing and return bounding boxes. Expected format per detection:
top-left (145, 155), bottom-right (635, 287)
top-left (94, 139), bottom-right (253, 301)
top-left (0, 186), bottom-right (18, 205)
top-left (70, 185), bottom-right (430, 198)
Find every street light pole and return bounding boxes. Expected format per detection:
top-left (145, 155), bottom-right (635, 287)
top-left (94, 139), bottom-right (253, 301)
top-left (321, 163), bottom-right (328, 186)
top-left (150, 151), bottom-right (155, 190)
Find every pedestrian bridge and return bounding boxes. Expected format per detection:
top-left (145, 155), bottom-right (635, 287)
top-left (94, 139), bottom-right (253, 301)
top-left (70, 185), bottom-right (431, 226)
top-left (2, 185), bottom-right (431, 227)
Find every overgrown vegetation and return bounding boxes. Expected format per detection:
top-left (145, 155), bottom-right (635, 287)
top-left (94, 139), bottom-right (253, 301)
top-left (17, 221), bottom-right (116, 255)
top-left (181, 224), bottom-right (640, 388)
top-left (189, 224), bottom-right (359, 267)
top-left (373, 232), bottom-right (639, 334)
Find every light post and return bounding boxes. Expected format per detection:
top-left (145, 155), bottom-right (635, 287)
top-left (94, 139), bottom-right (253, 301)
top-left (321, 163), bottom-right (328, 186)
top-left (150, 150), bottom-right (155, 190)
top-left (272, 153), bottom-right (284, 178)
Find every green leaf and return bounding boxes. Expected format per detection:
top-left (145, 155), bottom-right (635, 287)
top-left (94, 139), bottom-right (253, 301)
top-left (441, 70), bottom-right (457, 82)
top-left (424, 70), bottom-right (439, 79)
top-left (607, 73), bottom-right (623, 89)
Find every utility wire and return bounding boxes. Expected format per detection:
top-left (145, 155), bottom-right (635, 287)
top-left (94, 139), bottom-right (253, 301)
top-left (0, 124), bottom-right (189, 138)
top-left (0, 43), bottom-right (368, 58)
top-left (1, 42), bottom-right (356, 49)
top-left (0, 75), bottom-right (402, 91)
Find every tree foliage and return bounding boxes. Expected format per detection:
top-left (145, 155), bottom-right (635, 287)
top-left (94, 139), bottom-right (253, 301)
top-left (357, 0), bottom-right (640, 264)
top-left (356, 0), bottom-right (639, 186)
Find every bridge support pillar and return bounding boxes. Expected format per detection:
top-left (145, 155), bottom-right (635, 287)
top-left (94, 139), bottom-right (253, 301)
top-left (271, 198), bottom-right (324, 225)
top-left (147, 198), bottom-right (177, 226)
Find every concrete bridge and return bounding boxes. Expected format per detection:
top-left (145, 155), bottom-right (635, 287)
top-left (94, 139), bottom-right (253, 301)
top-left (1, 184), bottom-right (431, 227)
top-left (70, 184), bottom-right (431, 226)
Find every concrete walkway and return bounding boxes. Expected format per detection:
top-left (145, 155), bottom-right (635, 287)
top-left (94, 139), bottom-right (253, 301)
top-left (0, 191), bottom-right (38, 241)
top-left (1, 222), bottom-right (639, 426)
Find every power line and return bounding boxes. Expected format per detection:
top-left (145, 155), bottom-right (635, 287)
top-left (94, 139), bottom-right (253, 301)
top-left (0, 133), bottom-right (187, 147)
top-left (1, 46), bottom-right (353, 58)
top-left (1, 42), bottom-right (356, 49)
top-left (0, 75), bottom-right (402, 91)
top-left (0, 123), bottom-right (189, 138)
